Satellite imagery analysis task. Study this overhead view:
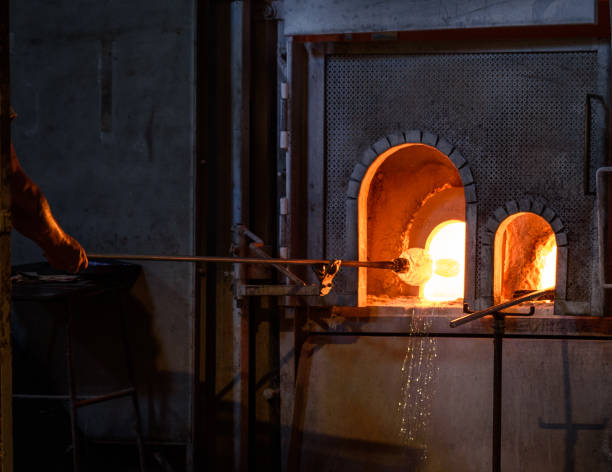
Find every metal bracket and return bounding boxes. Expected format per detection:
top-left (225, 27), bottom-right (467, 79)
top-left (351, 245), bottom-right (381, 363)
top-left (452, 289), bottom-right (550, 328)
top-left (498, 306), bottom-right (535, 316)
top-left (233, 224), bottom-right (329, 297)
top-left (237, 284), bottom-right (321, 297)
top-left (463, 303), bottom-right (535, 317)
top-left (235, 224), bottom-right (308, 286)
top-left (315, 260), bottom-right (341, 296)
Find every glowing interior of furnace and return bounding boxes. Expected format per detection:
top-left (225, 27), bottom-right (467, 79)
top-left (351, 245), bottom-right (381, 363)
top-left (420, 220), bottom-right (465, 302)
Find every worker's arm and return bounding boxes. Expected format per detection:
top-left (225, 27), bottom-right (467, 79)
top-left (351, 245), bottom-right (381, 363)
top-left (9, 141), bottom-right (88, 273)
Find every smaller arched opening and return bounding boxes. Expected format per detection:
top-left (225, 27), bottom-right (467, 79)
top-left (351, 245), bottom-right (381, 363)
top-left (494, 212), bottom-right (557, 306)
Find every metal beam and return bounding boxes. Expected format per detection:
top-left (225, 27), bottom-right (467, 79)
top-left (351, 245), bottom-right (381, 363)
top-left (282, 0), bottom-right (597, 36)
top-left (0, 1), bottom-right (12, 469)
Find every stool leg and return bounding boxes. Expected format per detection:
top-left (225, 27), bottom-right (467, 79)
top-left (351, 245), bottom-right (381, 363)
top-left (118, 292), bottom-right (146, 472)
top-left (65, 302), bottom-right (79, 472)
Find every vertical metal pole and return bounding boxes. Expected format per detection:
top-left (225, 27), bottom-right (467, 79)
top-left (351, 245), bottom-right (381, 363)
top-left (0, 1), bottom-right (12, 469)
top-left (230, 1), bottom-right (250, 470)
top-left (492, 314), bottom-right (504, 472)
top-left (196, 0), bottom-right (219, 469)
top-left (118, 293), bottom-right (146, 472)
top-left (65, 303), bottom-right (79, 472)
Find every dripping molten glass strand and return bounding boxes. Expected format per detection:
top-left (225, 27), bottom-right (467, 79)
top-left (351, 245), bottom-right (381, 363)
top-left (397, 310), bottom-right (439, 462)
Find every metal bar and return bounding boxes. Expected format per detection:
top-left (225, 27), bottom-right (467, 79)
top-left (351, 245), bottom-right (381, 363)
top-left (238, 284), bottom-right (320, 297)
top-left (75, 388), bottom-right (136, 408)
top-left (230, 0), bottom-right (250, 469)
top-left (65, 302), bottom-right (80, 472)
top-left (596, 167), bottom-right (612, 288)
top-left (585, 94), bottom-right (593, 195)
top-left (13, 394), bottom-right (117, 401)
top-left (88, 253), bottom-right (396, 270)
top-left (492, 315), bottom-right (504, 472)
top-left (0, 0), bottom-right (13, 468)
top-left (199, 0), bottom-right (219, 468)
top-left (585, 95), bottom-right (609, 196)
top-left (449, 289), bottom-right (551, 328)
top-left (238, 225), bottom-right (264, 245)
top-left (118, 292), bottom-right (146, 472)
top-left (305, 331), bottom-right (612, 340)
top-left (248, 244), bottom-right (307, 286)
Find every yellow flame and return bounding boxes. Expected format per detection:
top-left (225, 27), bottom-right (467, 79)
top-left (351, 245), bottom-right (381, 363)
top-left (422, 221), bottom-right (465, 302)
top-left (537, 235), bottom-right (557, 290)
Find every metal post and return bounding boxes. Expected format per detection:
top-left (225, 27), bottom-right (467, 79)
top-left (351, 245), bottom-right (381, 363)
top-left (230, 1), bottom-right (250, 469)
top-left (492, 314), bottom-right (504, 472)
top-left (451, 294), bottom-right (541, 472)
top-left (0, 2), bottom-right (12, 469)
top-left (64, 302), bottom-right (80, 472)
top-left (118, 293), bottom-right (146, 472)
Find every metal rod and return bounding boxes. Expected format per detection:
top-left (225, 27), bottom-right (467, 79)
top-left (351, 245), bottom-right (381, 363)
top-left (596, 167), bottom-right (612, 288)
top-left (75, 388), bottom-right (136, 408)
top-left (308, 331), bottom-right (612, 340)
top-left (585, 94), bottom-right (609, 196)
top-left (585, 94), bottom-right (593, 196)
top-left (118, 292), bottom-right (146, 472)
top-left (492, 314), bottom-right (504, 472)
top-left (248, 244), bottom-right (307, 286)
top-left (230, 0), bottom-right (251, 467)
top-left (64, 301), bottom-right (80, 472)
top-left (88, 253), bottom-right (397, 270)
top-left (449, 289), bottom-right (552, 328)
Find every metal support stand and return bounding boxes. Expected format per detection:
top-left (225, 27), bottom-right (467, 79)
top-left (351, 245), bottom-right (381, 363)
top-left (61, 294), bottom-right (148, 472)
top-left (452, 290), bottom-right (548, 472)
top-left (64, 301), bottom-right (80, 472)
top-left (118, 293), bottom-right (146, 472)
top-left (492, 313), bottom-right (504, 472)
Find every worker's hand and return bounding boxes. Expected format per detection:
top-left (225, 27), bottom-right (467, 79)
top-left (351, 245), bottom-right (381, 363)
top-left (44, 234), bottom-right (89, 273)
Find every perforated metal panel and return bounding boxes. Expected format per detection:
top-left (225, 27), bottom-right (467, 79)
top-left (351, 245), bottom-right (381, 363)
top-left (325, 51), bottom-right (602, 301)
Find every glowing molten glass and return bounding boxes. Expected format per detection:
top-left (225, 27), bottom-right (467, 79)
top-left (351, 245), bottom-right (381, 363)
top-left (422, 221), bottom-right (466, 302)
top-left (537, 234), bottom-right (557, 290)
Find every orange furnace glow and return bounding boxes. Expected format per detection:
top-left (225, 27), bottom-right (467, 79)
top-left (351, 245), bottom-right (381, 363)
top-left (421, 220), bottom-right (466, 302)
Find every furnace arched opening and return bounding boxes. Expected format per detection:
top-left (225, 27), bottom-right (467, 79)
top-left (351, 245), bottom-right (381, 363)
top-left (357, 138), bottom-right (471, 306)
top-left (494, 212), bottom-right (557, 305)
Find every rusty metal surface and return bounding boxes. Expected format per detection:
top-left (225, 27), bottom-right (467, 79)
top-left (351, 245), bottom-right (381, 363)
top-left (323, 48), bottom-right (604, 306)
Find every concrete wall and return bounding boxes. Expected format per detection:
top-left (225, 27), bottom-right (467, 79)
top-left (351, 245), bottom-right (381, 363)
top-left (293, 334), bottom-right (612, 471)
top-left (9, 0), bottom-right (195, 442)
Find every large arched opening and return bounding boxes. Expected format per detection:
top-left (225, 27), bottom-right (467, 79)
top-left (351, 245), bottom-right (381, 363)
top-left (357, 143), bottom-right (466, 306)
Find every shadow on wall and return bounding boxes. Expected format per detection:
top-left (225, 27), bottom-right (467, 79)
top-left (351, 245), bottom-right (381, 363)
top-left (296, 430), bottom-right (424, 472)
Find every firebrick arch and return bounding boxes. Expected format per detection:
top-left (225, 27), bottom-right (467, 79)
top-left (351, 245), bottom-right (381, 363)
top-left (344, 130), bottom-right (478, 306)
top-left (345, 130), bottom-right (477, 202)
top-left (480, 198), bottom-right (568, 304)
